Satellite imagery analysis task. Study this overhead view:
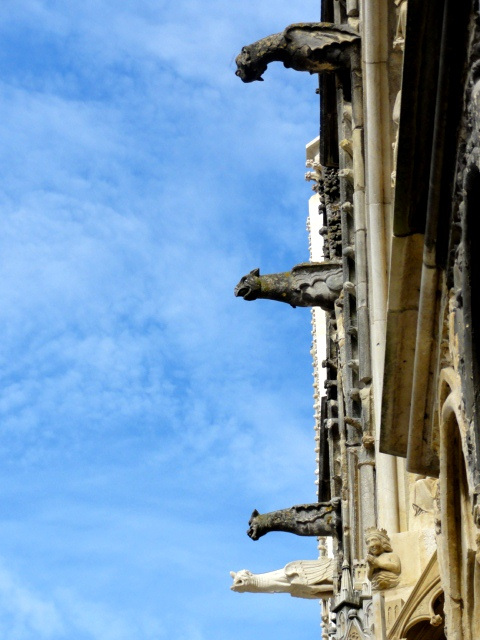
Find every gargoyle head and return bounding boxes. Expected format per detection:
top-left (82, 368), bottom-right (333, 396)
top-left (235, 46), bottom-right (266, 83)
top-left (247, 508), bottom-right (262, 540)
top-left (230, 569), bottom-right (253, 592)
top-left (234, 268), bottom-right (261, 301)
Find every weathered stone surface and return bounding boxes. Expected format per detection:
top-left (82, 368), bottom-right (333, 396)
top-left (247, 499), bottom-right (341, 540)
top-left (234, 262), bottom-right (343, 311)
top-left (230, 557), bottom-right (335, 599)
top-left (235, 23), bottom-right (360, 83)
top-left (365, 528), bottom-right (401, 591)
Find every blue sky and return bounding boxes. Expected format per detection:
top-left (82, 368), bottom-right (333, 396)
top-left (0, 1), bottom-right (325, 638)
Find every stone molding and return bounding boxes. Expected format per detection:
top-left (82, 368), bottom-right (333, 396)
top-left (387, 551), bottom-right (441, 639)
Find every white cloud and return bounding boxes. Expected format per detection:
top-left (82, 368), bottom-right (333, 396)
top-left (0, 1), bottom-right (325, 638)
top-left (0, 563), bottom-right (64, 639)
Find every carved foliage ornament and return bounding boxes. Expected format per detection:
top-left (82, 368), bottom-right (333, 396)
top-left (235, 22), bottom-right (360, 83)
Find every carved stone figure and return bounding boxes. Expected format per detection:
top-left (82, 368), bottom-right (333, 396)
top-left (365, 528), bottom-right (401, 590)
top-left (230, 557), bottom-right (334, 599)
top-left (393, 0), bottom-right (408, 51)
top-left (412, 475), bottom-right (437, 516)
top-left (235, 23), bottom-right (360, 83)
top-left (234, 262), bottom-right (343, 311)
top-left (247, 499), bottom-right (341, 540)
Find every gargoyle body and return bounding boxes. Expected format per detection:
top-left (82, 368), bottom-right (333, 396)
top-left (230, 557), bottom-right (335, 599)
top-left (247, 499), bottom-right (341, 540)
top-left (235, 23), bottom-right (360, 83)
top-left (234, 262), bottom-right (343, 311)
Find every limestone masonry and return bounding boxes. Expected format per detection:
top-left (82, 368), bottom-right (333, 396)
top-left (229, 1), bottom-right (480, 639)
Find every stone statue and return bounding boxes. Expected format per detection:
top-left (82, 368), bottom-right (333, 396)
top-left (234, 262), bottom-right (343, 311)
top-left (230, 557), bottom-right (335, 599)
top-left (247, 499), bottom-right (341, 540)
top-left (235, 23), bottom-right (360, 83)
top-left (410, 475), bottom-right (438, 531)
top-left (393, 0), bottom-right (408, 51)
top-left (365, 528), bottom-right (401, 590)
top-left (411, 475), bottom-right (437, 517)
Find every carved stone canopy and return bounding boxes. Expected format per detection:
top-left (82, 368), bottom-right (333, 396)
top-left (235, 23), bottom-right (360, 83)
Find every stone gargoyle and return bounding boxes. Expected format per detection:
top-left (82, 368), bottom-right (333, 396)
top-left (234, 262), bottom-right (343, 311)
top-left (230, 557), bottom-right (334, 599)
top-left (247, 499), bottom-right (341, 540)
top-left (235, 22), bottom-right (360, 83)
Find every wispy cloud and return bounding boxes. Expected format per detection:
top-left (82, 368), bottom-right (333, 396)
top-left (0, 563), bottom-right (63, 639)
top-left (0, 1), bottom-right (323, 638)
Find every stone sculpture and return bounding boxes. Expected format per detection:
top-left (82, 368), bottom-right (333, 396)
top-left (230, 557), bottom-right (335, 599)
top-left (365, 528), bottom-right (401, 590)
top-left (412, 475), bottom-right (437, 517)
top-left (234, 262), bottom-right (343, 311)
top-left (235, 23), bottom-right (360, 83)
top-left (247, 499), bottom-right (341, 540)
top-left (393, 0), bottom-right (408, 51)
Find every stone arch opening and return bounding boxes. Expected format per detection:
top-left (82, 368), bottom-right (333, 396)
top-left (404, 593), bottom-right (446, 639)
top-left (439, 392), bottom-right (477, 640)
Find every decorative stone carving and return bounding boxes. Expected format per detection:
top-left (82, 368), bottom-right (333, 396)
top-left (234, 262), bottom-right (343, 311)
top-left (412, 475), bottom-right (437, 517)
top-left (430, 613), bottom-right (443, 627)
top-left (230, 557), bottom-right (334, 599)
top-left (363, 600), bottom-right (374, 636)
top-left (386, 598), bottom-right (405, 632)
top-left (353, 560), bottom-right (369, 593)
top-left (362, 434), bottom-right (375, 450)
top-left (235, 23), bottom-right (360, 83)
top-left (339, 137), bottom-right (353, 159)
top-left (365, 528), bottom-right (401, 590)
top-left (247, 499), bottom-right (341, 540)
top-left (393, 0), bottom-right (408, 51)
top-left (305, 159), bottom-right (323, 192)
top-left (391, 90), bottom-right (402, 186)
top-left (320, 168), bottom-right (342, 260)
top-left (391, 1), bottom-right (407, 185)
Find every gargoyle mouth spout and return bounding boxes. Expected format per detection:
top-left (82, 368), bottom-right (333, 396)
top-left (247, 526), bottom-right (259, 540)
top-left (235, 69), bottom-right (264, 83)
top-left (234, 56), bottom-right (267, 83)
top-left (234, 286), bottom-right (255, 300)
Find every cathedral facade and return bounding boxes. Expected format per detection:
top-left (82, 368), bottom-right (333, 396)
top-left (230, 1), bottom-right (480, 638)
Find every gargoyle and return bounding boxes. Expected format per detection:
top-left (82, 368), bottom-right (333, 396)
top-left (230, 557), bottom-right (334, 599)
top-left (247, 498), bottom-right (341, 540)
top-left (235, 23), bottom-right (360, 83)
top-left (234, 262), bottom-right (343, 311)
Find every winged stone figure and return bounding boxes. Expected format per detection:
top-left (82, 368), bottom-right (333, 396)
top-left (230, 557), bottom-right (335, 599)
